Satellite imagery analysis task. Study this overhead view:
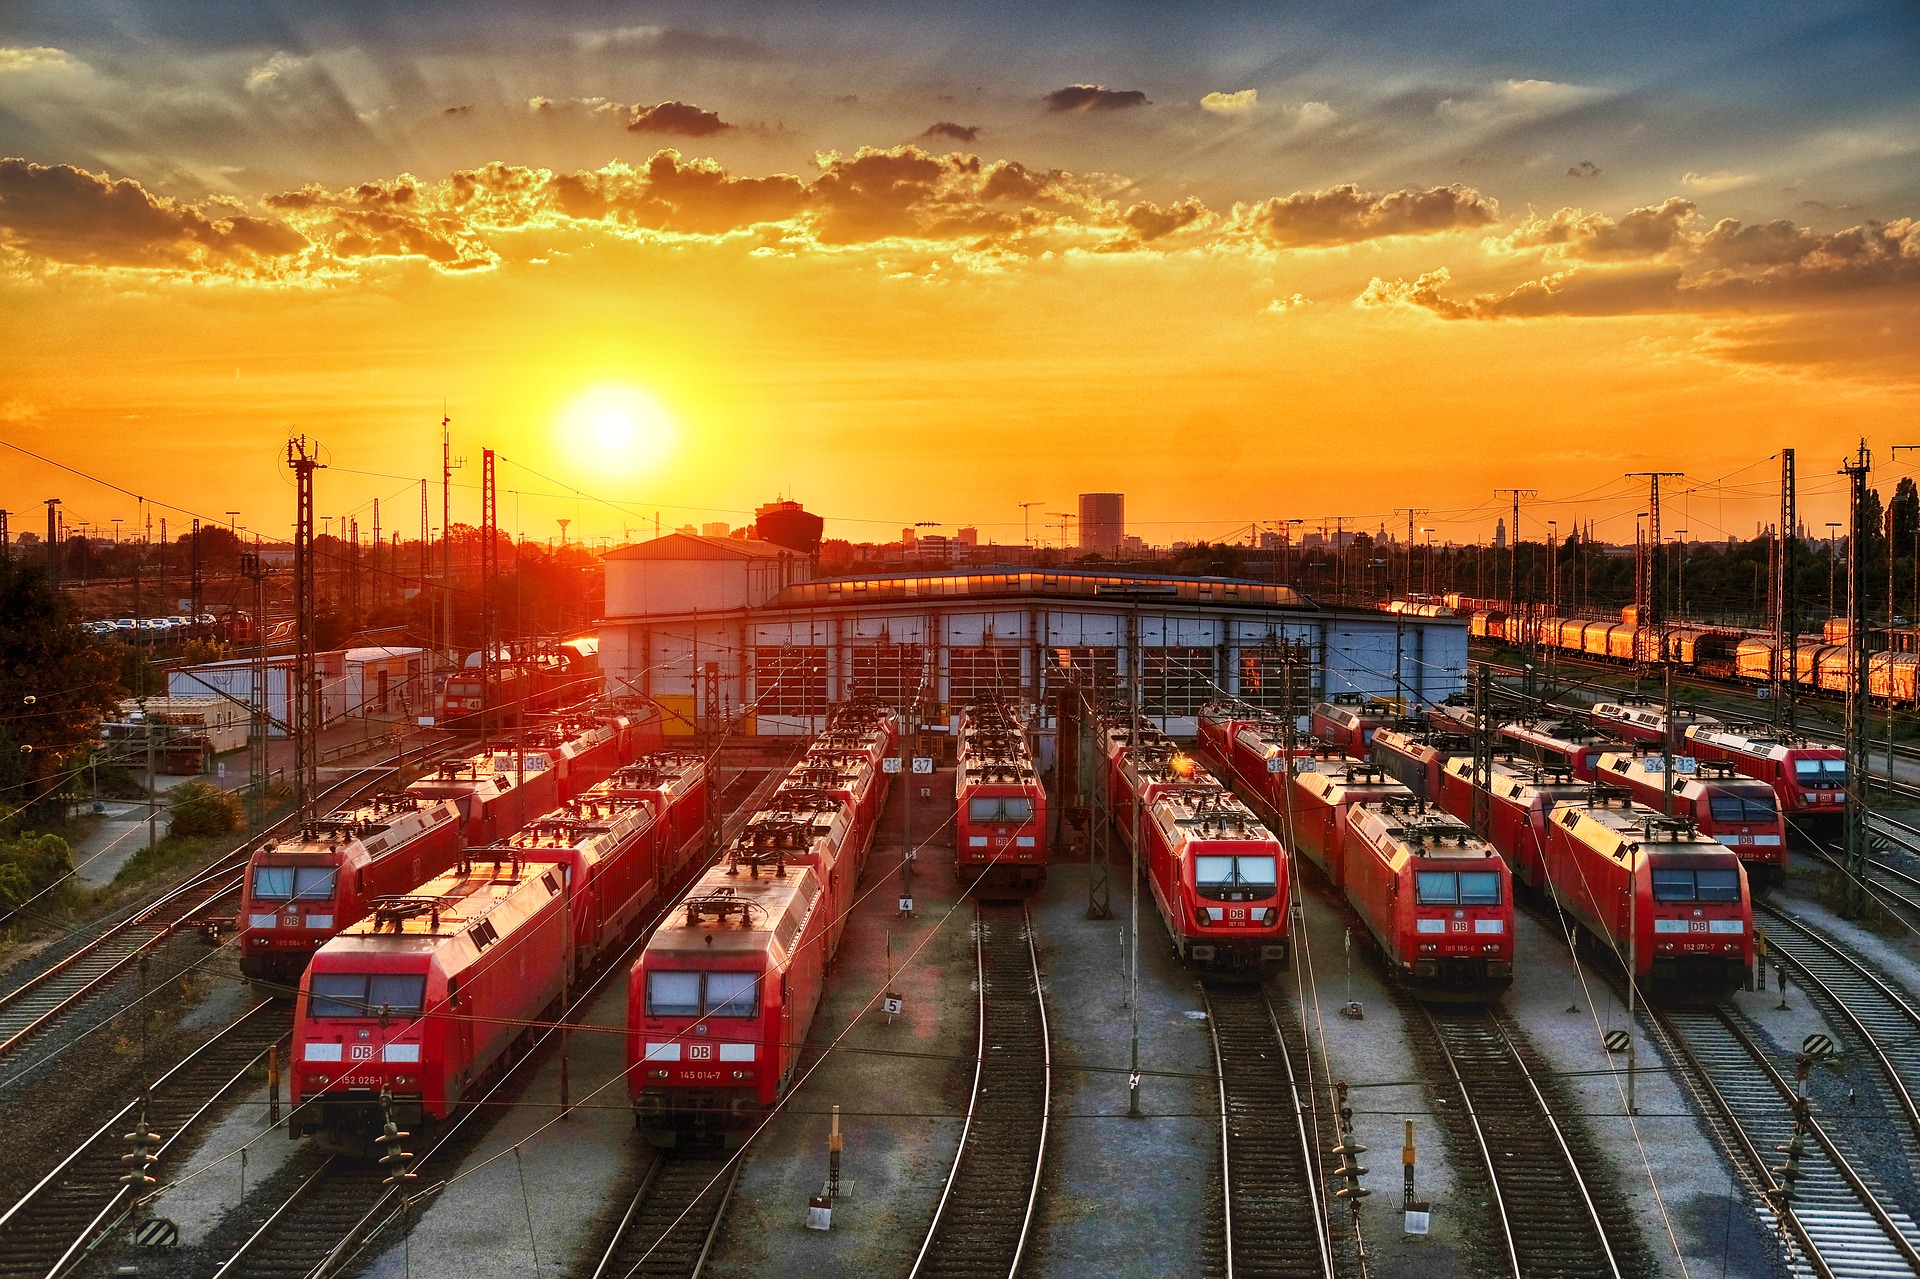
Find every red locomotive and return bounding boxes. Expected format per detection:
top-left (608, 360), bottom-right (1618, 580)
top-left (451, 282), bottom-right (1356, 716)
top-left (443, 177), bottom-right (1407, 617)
top-left (954, 702), bottom-right (1048, 888)
top-left (629, 728), bottom-right (880, 1143)
top-left (1286, 761), bottom-right (1411, 888)
top-left (1370, 725), bottom-right (1471, 801)
top-left (1683, 726), bottom-right (1846, 827)
top-left (1341, 797), bottom-right (1513, 999)
top-left (1542, 793), bottom-right (1753, 1002)
top-left (1312, 694), bottom-right (1398, 758)
top-left (1438, 755), bottom-right (1585, 893)
top-left (1498, 718), bottom-right (1619, 782)
top-left (1197, 700), bottom-right (1261, 762)
top-left (1217, 720), bottom-right (1335, 819)
top-left (292, 854), bottom-right (572, 1150)
top-left (595, 752), bottom-right (713, 891)
top-left (1589, 700), bottom-right (1717, 748)
top-left (404, 746), bottom-right (563, 846)
top-left (1141, 785), bottom-right (1291, 976)
top-left (523, 708), bottom-right (659, 801)
top-left (489, 796), bottom-right (663, 972)
top-left (1594, 752), bottom-right (1787, 888)
top-left (238, 794), bottom-right (465, 995)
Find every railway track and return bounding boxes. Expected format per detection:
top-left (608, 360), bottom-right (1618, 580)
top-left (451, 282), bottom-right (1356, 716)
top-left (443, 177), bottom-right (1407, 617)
top-left (0, 1000), bottom-right (291, 1279)
top-left (1201, 983), bottom-right (1336, 1279)
top-left (908, 900), bottom-right (1050, 1279)
top-left (1409, 1003), bottom-right (1629, 1279)
top-left (1649, 1004), bottom-right (1920, 1278)
top-left (589, 1153), bottom-right (740, 1279)
top-left (1755, 906), bottom-right (1920, 1148)
top-left (0, 743), bottom-right (449, 1074)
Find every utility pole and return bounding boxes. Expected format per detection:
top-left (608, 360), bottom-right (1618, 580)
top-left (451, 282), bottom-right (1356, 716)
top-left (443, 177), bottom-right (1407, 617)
top-left (1396, 508), bottom-right (1428, 598)
top-left (44, 498), bottom-right (60, 590)
top-left (1841, 441), bottom-right (1872, 919)
top-left (480, 449), bottom-right (498, 754)
top-left (288, 436), bottom-right (325, 822)
top-left (1774, 450), bottom-right (1796, 727)
top-left (1628, 473), bottom-right (1682, 678)
top-left (1493, 488), bottom-right (1536, 648)
top-left (371, 499), bottom-right (381, 612)
top-left (443, 415), bottom-right (463, 677)
top-left (190, 518), bottom-right (203, 622)
top-left (241, 550), bottom-right (270, 832)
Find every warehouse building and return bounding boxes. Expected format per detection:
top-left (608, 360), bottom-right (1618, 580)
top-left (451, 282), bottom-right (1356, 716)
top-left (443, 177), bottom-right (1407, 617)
top-left (598, 534), bottom-right (1466, 748)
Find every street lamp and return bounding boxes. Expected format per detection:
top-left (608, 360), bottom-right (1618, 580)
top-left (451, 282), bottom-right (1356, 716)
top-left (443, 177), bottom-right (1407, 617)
top-left (1674, 528), bottom-right (1688, 619)
top-left (1548, 520), bottom-right (1558, 619)
top-left (226, 511), bottom-right (240, 533)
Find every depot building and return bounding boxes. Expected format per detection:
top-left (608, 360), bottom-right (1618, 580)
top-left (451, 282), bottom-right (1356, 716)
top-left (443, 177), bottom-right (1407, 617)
top-left (596, 534), bottom-right (1467, 749)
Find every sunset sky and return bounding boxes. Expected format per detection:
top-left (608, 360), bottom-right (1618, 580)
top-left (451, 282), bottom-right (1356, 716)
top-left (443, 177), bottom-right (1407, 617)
top-left (1, 0), bottom-right (1916, 551)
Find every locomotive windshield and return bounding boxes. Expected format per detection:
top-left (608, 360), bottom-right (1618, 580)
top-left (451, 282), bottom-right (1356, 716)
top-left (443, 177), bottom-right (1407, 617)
top-left (252, 866), bottom-right (337, 901)
top-left (967, 797), bottom-right (1036, 824)
top-left (1707, 793), bottom-right (1778, 824)
top-left (307, 972), bottom-right (427, 1018)
top-left (1651, 867), bottom-right (1743, 902)
top-left (645, 970), bottom-right (761, 1018)
top-left (1793, 759), bottom-right (1846, 784)
top-left (1194, 856), bottom-right (1278, 900)
top-left (1415, 871), bottom-right (1502, 906)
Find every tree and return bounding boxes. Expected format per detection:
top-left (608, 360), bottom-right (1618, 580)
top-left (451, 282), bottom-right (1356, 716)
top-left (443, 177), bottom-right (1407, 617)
top-left (0, 557), bottom-right (121, 825)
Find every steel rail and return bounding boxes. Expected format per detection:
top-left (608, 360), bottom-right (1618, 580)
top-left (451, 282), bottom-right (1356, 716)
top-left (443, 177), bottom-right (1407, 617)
top-left (1201, 983), bottom-right (1336, 1279)
top-left (0, 741), bottom-right (448, 1066)
top-left (907, 900), bottom-right (1050, 1279)
top-left (1754, 906), bottom-right (1920, 1148)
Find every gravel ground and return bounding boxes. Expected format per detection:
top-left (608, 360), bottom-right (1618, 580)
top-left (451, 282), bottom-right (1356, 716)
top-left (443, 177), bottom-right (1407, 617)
top-left (1508, 903), bottom-right (1787, 1279)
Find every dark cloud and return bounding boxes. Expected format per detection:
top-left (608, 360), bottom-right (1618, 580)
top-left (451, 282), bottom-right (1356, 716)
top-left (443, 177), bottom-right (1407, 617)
top-left (443, 104), bottom-right (473, 116)
top-left (1044, 84), bottom-right (1149, 113)
top-left (922, 122), bottom-right (981, 143)
top-left (0, 158), bottom-right (305, 268)
top-left (1123, 199), bottom-right (1205, 243)
top-left (1241, 183), bottom-right (1498, 247)
top-left (627, 101), bottom-right (732, 137)
top-left (1566, 160), bottom-right (1601, 178)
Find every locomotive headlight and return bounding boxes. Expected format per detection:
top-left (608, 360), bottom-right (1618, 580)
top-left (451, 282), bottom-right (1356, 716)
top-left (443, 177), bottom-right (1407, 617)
top-left (1261, 908), bottom-right (1278, 926)
top-left (649, 1069), bottom-right (670, 1080)
top-left (732, 1070), bottom-right (751, 1080)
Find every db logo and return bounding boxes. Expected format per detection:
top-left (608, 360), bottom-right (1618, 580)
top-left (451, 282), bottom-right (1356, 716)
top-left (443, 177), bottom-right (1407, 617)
top-left (1450, 920), bottom-right (1468, 933)
top-left (689, 1043), bottom-right (713, 1061)
top-left (1228, 908), bottom-right (1246, 921)
top-left (1690, 920), bottom-right (1708, 933)
top-left (350, 1044), bottom-right (374, 1062)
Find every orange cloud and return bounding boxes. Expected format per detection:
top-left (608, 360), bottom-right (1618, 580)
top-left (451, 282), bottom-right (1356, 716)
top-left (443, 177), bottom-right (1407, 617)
top-left (626, 101), bottom-right (732, 137)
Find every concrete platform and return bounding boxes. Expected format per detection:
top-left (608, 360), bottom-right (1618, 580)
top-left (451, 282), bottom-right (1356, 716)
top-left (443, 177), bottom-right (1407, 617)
top-left (357, 979), bottom-right (636, 1279)
top-left (707, 768), bottom-right (974, 1278)
top-left (1029, 861), bottom-right (1216, 1279)
top-left (1289, 875), bottom-right (1470, 1278)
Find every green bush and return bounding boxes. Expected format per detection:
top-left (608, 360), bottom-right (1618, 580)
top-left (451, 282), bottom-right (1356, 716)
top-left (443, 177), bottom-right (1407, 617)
top-left (0, 832), bottom-right (74, 915)
top-left (167, 781), bottom-right (244, 838)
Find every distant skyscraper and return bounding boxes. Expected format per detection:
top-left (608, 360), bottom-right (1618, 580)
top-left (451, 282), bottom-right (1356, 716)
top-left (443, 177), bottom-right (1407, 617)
top-left (1493, 517), bottom-right (1507, 549)
top-left (1078, 492), bottom-right (1124, 556)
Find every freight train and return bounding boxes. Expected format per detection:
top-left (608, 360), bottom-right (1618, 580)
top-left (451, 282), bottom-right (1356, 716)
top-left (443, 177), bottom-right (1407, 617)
top-left (628, 705), bottom-right (891, 1144)
top-left (954, 701), bottom-right (1048, 888)
top-left (1540, 791), bottom-right (1754, 1003)
top-left (289, 744), bottom-right (716, 1151)
top-left (1452, 596), bottom-right (1920, 707)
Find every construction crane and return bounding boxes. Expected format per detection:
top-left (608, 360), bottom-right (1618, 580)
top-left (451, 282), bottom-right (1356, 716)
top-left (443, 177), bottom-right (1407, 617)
top-left (1018, 500), bottom-right (1044, 547)
top-left (1046, 512), bottom-right (1077, 553)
